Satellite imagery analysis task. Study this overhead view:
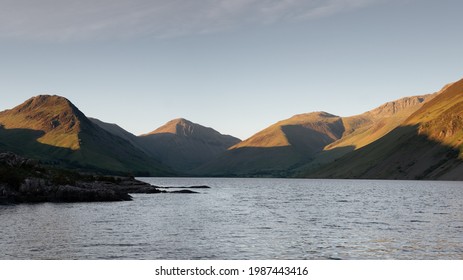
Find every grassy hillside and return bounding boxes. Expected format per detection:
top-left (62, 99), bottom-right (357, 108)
top-left (297, 94), bottom-right (436, 173)
top-left (89, 117), bottom-right (148, 153)
top-left (326, 94), bottom-right (435, 152)
top-left (3, 77), bottom-right (461, 180)
top-left (193, 112), bottom-right (345, 177)
top-left (0, 95), bottom-right (172, 176)
top-left (0, 95), bottom-right (83, 150)
top-left (195, 91), bottom-right (437, 178)
top-left (306, 78), bottom-right (463, 180)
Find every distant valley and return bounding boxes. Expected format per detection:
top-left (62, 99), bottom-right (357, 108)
top-left (1, 77), bottom-right (463, 180)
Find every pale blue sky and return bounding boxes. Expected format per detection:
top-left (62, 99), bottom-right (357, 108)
top-left (1, 0), bottom-right (462, 139)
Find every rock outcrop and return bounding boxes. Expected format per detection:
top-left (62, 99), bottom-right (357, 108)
top-left (0, 152), bottom-right (163, 203)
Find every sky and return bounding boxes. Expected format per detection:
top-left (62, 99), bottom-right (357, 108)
top-left (1, 0), bottom-right (462, 140)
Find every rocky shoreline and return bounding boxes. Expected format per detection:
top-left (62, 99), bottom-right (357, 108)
top-left (0, 152), bottom-right (199, 204)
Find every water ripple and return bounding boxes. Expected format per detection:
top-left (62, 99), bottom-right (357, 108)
top-left (1, 178), bottom-right (462, 259)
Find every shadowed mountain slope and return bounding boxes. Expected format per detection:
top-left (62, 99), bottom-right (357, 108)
top-left (327, 94), bottom-right (435, 152)
top-left (194, 93), bottom-right (437, 178)
top-left (138, 118), bottom-right (241, 172)
top-left (89, 117), bottom-right (147, 152)
top-left (3, 77), bottom-right (462, 180)
top-left (306, 78), bottom-right (463, 180)
top-left (193, 112), bottom-right (345, 177)
top-left (298, 94), bottom-right (437, 173)
top-left (0, 95), bottom-right (172, 176)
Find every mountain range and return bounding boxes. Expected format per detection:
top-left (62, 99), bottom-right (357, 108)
top-left (308, 79), bottom-right (463, 180)
top-left (0, 96), bottom-right (237, 176)
top-left (1, 77), bottom-right (462, 179)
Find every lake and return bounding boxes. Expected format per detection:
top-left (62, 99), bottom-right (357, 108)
top-left (1, 178), bottom-right (462, 259)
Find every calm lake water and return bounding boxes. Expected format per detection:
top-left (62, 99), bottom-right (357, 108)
top-left (1, 178), bottom-right (462, 259)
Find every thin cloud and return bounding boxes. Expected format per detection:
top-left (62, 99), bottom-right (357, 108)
top-left (0, 0), bottom-right (383, 41)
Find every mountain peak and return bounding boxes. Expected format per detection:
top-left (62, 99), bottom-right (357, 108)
top-left (286, 111), bottom-right (339, 123)
top-left (171, 117), bottom-right (190, 124)
top-left (0, 94), bottom-right (88, 150)
top-left (144, 117), bottom-right (240, 144)
top-left (139, 118), bottom-right (241, 172)
top-left (232, 111), bottom-right (343, 150)
top-left (299, 111), bottom-right (337, 117)
top-left (21, 94), bottom-right (72, 107)
top-left (146, 118), bottom-right (204, 137)
top-left (12, 95), bottom-right (79, 115)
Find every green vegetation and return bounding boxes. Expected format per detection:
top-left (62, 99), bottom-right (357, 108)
top-left (305, 78), bottom-right (463, 180)
top-left (192, 112), bottom-right (345, 177)
top-left (1, 77), bottom-right (463, 180)
top-left (0, 95), bottom-right (174, 176)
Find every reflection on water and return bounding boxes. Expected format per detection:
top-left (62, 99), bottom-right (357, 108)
top-left (1, 178), bottom-right (462, 259)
